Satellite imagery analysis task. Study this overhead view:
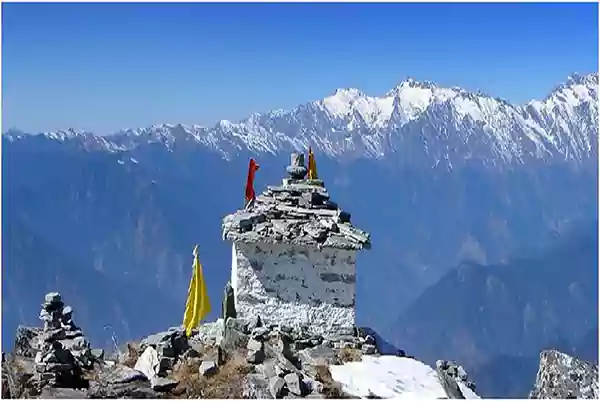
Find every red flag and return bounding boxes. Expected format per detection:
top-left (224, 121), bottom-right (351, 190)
top-left (245, 158), bottom-right (260, 206)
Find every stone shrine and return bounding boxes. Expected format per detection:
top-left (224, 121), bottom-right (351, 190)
top-left (222, 152), bottom-right (370, 337)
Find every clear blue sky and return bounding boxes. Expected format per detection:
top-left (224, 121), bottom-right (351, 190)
top-left (2, 2), bottom-right (598, 134)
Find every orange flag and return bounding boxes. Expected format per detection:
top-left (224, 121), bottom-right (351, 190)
top-left (245, 158), bottom-right (260, 206)
top-left (308, 147), bottom-right (318, 180)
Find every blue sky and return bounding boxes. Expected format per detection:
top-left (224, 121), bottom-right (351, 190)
top-left (2, 2), bottom-right (598, 134)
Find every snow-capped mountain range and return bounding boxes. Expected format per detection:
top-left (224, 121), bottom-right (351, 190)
top-left (4, 73), bottom-right (598, 166)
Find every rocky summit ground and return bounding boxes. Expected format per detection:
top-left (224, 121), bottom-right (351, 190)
top-left (1, 291), bottom-right (596, 399)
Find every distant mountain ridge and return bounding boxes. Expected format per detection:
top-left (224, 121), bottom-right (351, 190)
top-left (4, 72), bottom-right (598, 165)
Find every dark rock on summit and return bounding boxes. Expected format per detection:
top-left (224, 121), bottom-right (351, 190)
top-left (529, 350), bottom-right (599, 399)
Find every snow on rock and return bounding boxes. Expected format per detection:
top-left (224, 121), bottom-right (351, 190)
top-left (458, 381), bottom-right (481, 399)
top-left (330, 355), bottom-right (480, 399)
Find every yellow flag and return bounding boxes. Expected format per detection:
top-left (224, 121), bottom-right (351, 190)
top-left (308, 147), bottom-right (318, 180)
top-left (182, 245), bottom-right (211, 337)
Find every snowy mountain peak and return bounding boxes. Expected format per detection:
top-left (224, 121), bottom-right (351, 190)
top-left (4, 73), bottom-right (598, 166)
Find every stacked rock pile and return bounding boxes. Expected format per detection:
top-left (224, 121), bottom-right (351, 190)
top-left (32, 292), bottom-right (98, 390)
top-left (222, 152), bottom-right (371, 251)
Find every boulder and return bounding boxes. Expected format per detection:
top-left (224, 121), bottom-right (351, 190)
top-left (247, 338), bottom-right (266, 364)
top-left (151, 376), bottom-right (179, 392)
top-left (199, 360), bottom-right (218, 377)
top-left (221, 318), bottom-right (250, 353)
top-left (40, 387), bottom-right (87, 398)
top-left (14, 326), bottom-right (42, 358)
top-left (102, 364), bottom-right (148, 384)
top-left (269, 376), bottom-right (287, 398)
top-left (134, 346), bottom-right (160, 381)
top-left (88, 379), bottom-right (158, 398)
top-left (284, 372), bottom-right (308, 396)
top-left (242, 373), bottom-right (272, 398)
top-left (435, 360), bottom-right (466, 399)
top-left (361, 344), bottom-right (377, 355)
top-left (529, 350), bottom-right (599, 399)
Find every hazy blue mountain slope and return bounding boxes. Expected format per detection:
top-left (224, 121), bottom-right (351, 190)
top-left (2, 216), bottom-right (182, 350)
top-left (389, 227), bottom-right (598, 397)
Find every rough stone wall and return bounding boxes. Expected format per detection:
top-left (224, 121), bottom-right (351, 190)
top-left (231, 242), bottom-right (356, 336)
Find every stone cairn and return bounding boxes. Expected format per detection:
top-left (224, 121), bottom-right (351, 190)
top-left (32, 292), bottom-right (95, 390)
top-left (222, 152), bottom-right (371, 251)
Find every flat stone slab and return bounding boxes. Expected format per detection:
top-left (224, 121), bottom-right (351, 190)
top-left (222, 176), bottom-right (371, 250)
top-left (102, 364), bottom-right (148, 384)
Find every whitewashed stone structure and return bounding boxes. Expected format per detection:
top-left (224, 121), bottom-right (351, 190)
top-left (222, 153), bottom-right (370, 336)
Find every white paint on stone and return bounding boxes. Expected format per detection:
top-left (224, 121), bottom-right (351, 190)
top-left (231, 242), bottom-right (357, 336)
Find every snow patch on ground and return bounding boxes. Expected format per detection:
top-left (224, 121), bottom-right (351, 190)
top-left (458, 381), bottom-right (481, 399)
top-left (330, 355), bottom-right (470, 399)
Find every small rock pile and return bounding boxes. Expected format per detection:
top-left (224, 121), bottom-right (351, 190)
top-left (222, 152), bottom-right (371, 251)
top-left (4, 292), bottom-right (106, 397)
top-left (32, 292), bottom-right (98, 390)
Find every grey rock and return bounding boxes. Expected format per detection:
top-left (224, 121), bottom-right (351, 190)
top-left (247, 339), bottom-right (266, 364)
top-left (14, 326), bottom-right (42, 358)
top-left (274, 363), bottom-right (292, 378)
top-left (363, 335), bottom-right (376, 345)
top-left (151, 376), bottom-right (179, 392)
top-left (247, 315), bottom-right (263, 332)
top-left (297, 345), bottom-right (337, 379)
top-left (91, 348), bottom-right (105, 360)
top-left (226, 316), bottom-right (250, 333)
top-left (199, 360), bottom-right (218, 377)
top-left (529, 350), bottom-right (599, 399)
top-left (284, 372), bottom-right (307, 396)
top-left (264, 342), bottom-right (299, 373)
top-left (252, 326), bottom-right (270, 341)
top-left (304, 378), bottom-right (324, 395)
top-left (140, 331), bottom-right (174, 348)
top-left (159, 356), bottom-right (175, 373)
top-left (361, 344), bottom-right (377, 355)
top-left (88, 379), bottom-right (158, 398)
top-left (59, 336), bottom-right (89, 351)
top-left (170, 330), bottom-right (189, 356)
top-left (242, 373), bottom-right (273, 398)
top-left (140, 329), bottom-right (188, 361)
top-left (256, 361), bottom-right (278, 380)
top-left (221, 319), bottom-right (250, 352)
top-left (269, 376), bottom-right (287, 398)
top-left (181, 347), bottom-right (202, 359)
top-left (61, 305), bottom-right (73, 316)
top-left (134, 346), bottom-right (160, 381)
top-left (436, 362), bottom-right (465, 399)
top-left (43, 292), bottom-right (62, 307)
top-left (63, 329), bottom-right (84, 339)
top-left (40, 387), bottom-right (87, 398)
top-left (193, 319), bottom-right (225, 343)
top-left (102, 364), bottom-right (148, 384)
